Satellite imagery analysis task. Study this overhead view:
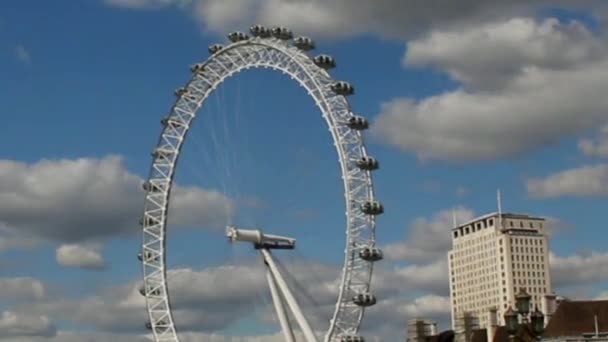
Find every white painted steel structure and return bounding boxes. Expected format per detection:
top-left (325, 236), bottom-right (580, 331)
top-left (140, 25), bottom-right (383, 342)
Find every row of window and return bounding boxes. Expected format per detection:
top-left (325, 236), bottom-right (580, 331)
top-left (453, 219), bottom-right (545, 238)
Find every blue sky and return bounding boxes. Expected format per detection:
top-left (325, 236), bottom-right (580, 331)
top-left (2, 0), bottom-right (608, 341)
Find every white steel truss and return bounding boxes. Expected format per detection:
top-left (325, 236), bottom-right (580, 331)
top-left (140, 29), bottom-right (382, 342)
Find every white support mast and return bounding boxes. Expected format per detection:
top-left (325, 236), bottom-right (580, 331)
top-left (266, 268), bottom-right (296, 342)
top-left (227, 226), bottom-right (318, 342)
top-left (497, 189), bottom-right (503, 229)
top-left (261, 249), bottom-right (318, 342)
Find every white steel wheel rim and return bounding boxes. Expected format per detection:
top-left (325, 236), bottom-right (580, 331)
top-left (140, 33), bottom-right (381, 342)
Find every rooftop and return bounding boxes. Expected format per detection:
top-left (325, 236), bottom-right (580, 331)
top-left (452, 211), bottom-right (545, 231)
top-left (544, 300), bottom-right (608, 337)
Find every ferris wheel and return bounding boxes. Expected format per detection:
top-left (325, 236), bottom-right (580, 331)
top-left (139, 25), bottom-right (385, 342)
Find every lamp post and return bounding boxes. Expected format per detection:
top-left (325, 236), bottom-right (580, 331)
top-left (504, 288), bottom-right (545, 341)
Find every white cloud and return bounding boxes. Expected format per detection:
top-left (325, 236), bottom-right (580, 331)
top-left (0, 234), bottom-right (34, 252)
top-left (397, 295), bottom-right (452, 318)
top-left (550, 251), bottom-right (608, 288)
top-left (56, 244), bottom-right (106, 270)
top-left (0, 277), bottom-right (46, 300)
top-left (103, 0), bottom-right (597, 39)
top-left (372, 17), bottom-right (608, 161)
top-left (579, 125), bottom-right (608, 157)
top-left (104, 0), bottom-right (191, 9)
top-left (392, 259), bottom-right (450, 295)
top-left (526, 164), bottom-right (608, 197)
top-left (406, 17), bottom-right (607, 90)
top-left (0, 155), bottom-right (234, 243)
top-left (0, 311), bottom-right (56, 338)
top-left (384, 207), bottom-right (475, 262)
top-left (15, 45), bottom-right (31, 65)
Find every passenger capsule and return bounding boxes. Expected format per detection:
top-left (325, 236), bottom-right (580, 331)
top-left (359, 247), bottom-right (384, 262)
top-left (139, 285), bottom-right (160, 296)
top-left (146, 320), bottom-right (167, 330)
top-left (361, 200), bottom-right (384, 215)
top-left (294, 36), bottom-right (315, 51)
top-left (174, 87), bottom-right (188, 97)
top-left (341, 335), bottom-right (365, 342)
top-left (151, 147), bottom-right (172, 160)
top-left (271, 26), bottom-right (293, 40)
top-left (228, 31), bottom-right (249, 42)
top-left (190, 63), bottom-right (205, 73)
top-left (313, 54), bottom-right (336, 69)
top-left (139, 217), bottom-right (157, 226)
top-left (353, 293), bottom-right (376, 307)
top-left (250, 25), bottom-right (271, 38)
top-left (331, 81), bottom-right (354, 96)
top-left (138, 251), bottom-right (158, 262)
top-left (161, 115), bottom-right (186, 128)
top-left (142, 181), bottom-right (161, 193)
top-left (346, 116), bottom-right (369, 130)
top-left (208, 44), bottom-right (224, 54)
top-left (356, 156), bottom-right (379, 171)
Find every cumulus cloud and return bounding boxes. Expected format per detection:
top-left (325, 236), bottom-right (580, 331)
top-left (6, 253), bottom-right (453, 340)
top-left (104, 0), bottom-right (191, 9)
top-left (550, 251), bottom-right (608, 288)
top-left (15, 45), bottom-right (31, 65)
top-left (526, 164), bottom-right (608, 197)
top-left (56, 243), bottom-right (106, 270)
top-left (103, 0), bottom-right (597, 39)
top-left (0, 155), bottom-right (234, 243)
top-left (372, 17), bottom-right (608, 161)
top-left (384, 207), bottom-right (475, 262)
top-left (579, 125), bottom-right (608, 157)
top-left (0, 311), bottom-right (56, 339)
top-left (406, 17), bottom-right (607, 90)
top-left (0, 277), bottom-right (46, 300)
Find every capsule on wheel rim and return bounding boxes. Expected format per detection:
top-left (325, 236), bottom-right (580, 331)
top-left (359, 247), bottom-right (383, 262)
top-left (138, 251), bottom-right (158, 262)
top-left (151, 147), bottom-right (172, 160)
top-left (208, 43), bottom-right (224, 54)
top-left (139, 217), bottom-right (157, 227)
top-left (361, 200), bottom-right (384, 215)
top-left (346, 116), bottom-right (369, 130)
top-left (340, 335), bottom-right (366, 342)
top-left (356, 156), bottom-right (379, 171)
top-left (294, 36), bottom-right (315, 51)
top-left (313, 54), bottom-right (336, 69)
top-left (190, 63), bottom-right (205, 73)
top-left (331, 81), bottom-right (354, 96)
top-left (250, 25), bottom-right (271, 38)
top-left (161, 115), bottom-right (186, 128)
top-left (174, 87), bottom-right (188, 97)
top-left (142, 181), bottom-right (160, 193)
top-left (271, 26), bottom-right (293, 40)
top-left (228, 31), bottom-right (249, 42)
top-left (353, 293), bottom-right (376, 307)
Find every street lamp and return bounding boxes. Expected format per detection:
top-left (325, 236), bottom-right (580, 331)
top-left (515, 288), bottom-right (532, 321)
top-left (504, 306), bottom-right (519, 337)
top-left (504, 288), bottom-right (545, 341)
top-left (530, 307), bottom-right (545, 338)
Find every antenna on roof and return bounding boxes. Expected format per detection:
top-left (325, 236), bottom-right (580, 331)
top-left (497, 189), bottom-right (502, 229)
top-left (452, 208), bottom-right (457, 229)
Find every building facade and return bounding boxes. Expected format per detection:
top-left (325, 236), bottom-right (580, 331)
top-left (448, 212), bottom-right (553, 329)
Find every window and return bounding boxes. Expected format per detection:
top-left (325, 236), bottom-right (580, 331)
top-left (529, 222), bottom-right (534, 228)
